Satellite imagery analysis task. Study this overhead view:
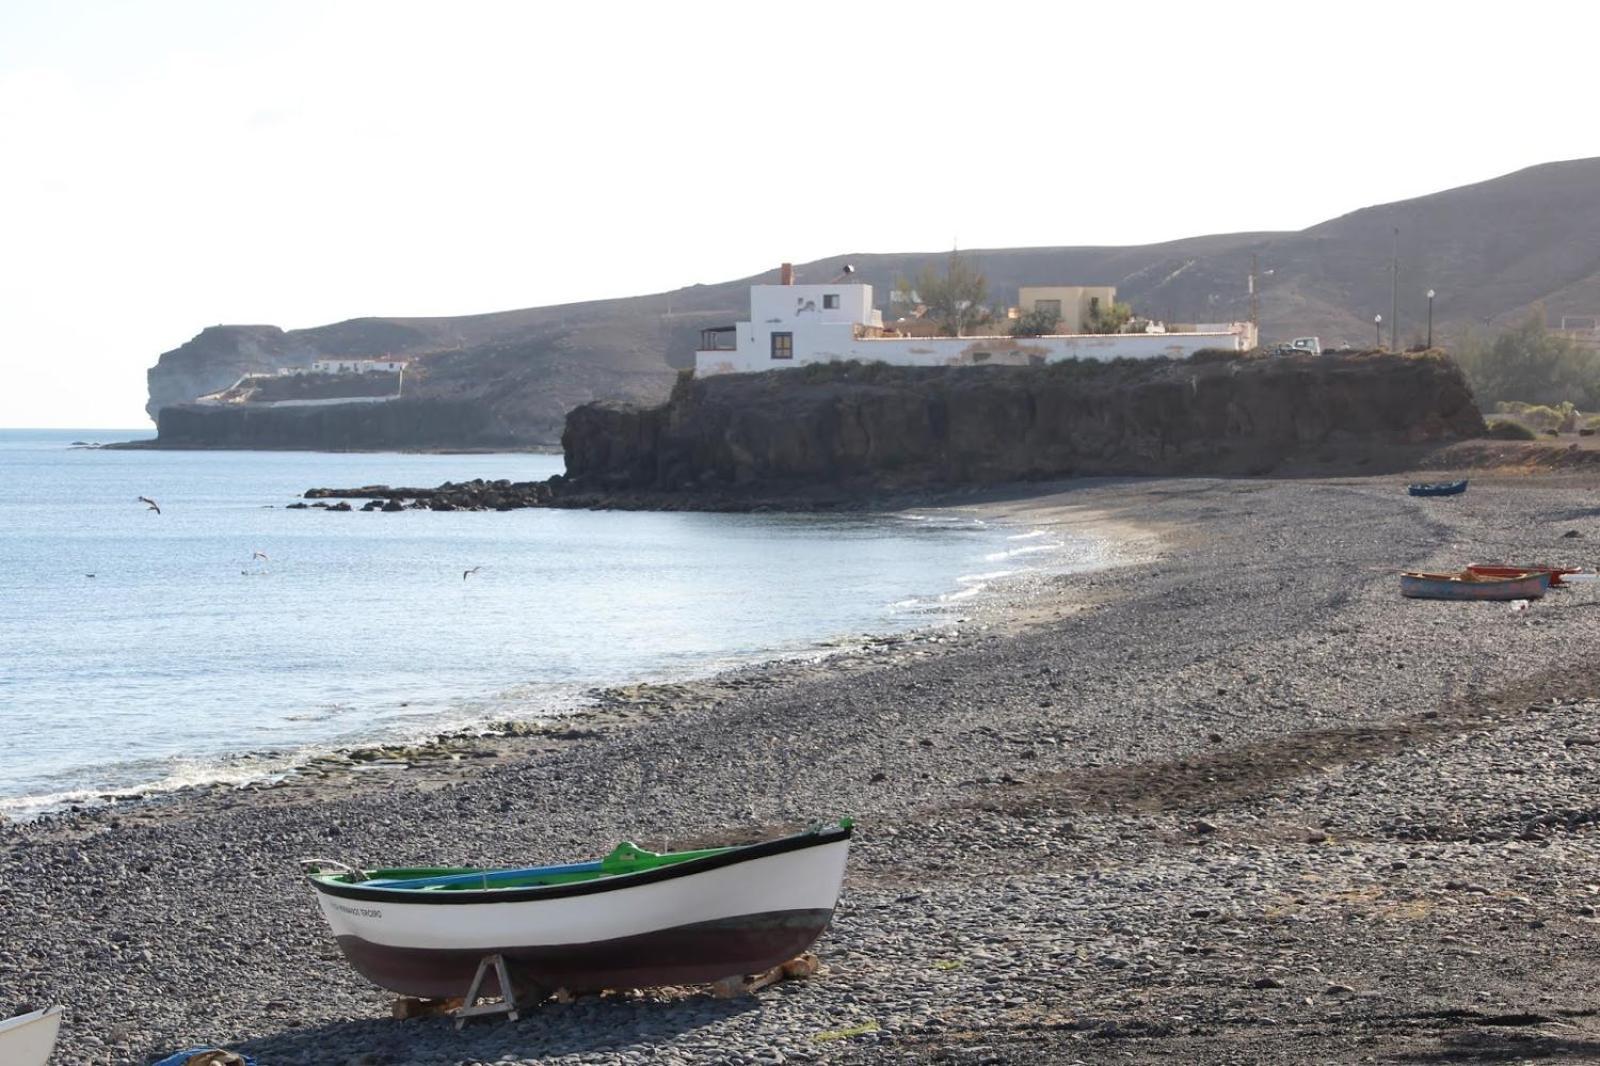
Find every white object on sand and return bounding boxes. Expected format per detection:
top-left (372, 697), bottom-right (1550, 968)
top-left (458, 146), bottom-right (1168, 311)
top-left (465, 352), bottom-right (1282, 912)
top-left (1509, 599), bottom-right (1530, 612)
top-left (0, 1006), bottom-right (63, 1066)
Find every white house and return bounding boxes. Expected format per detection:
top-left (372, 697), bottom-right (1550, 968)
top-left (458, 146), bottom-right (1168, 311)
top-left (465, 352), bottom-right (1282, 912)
top-left (695, 266), bottom-right (1255, 377)
top-left (309, 358), bottom-right (409, 375)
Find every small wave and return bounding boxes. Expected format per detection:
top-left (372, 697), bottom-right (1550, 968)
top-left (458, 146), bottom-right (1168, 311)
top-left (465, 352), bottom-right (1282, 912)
top-left (940, 585), bottom-right (985, 602)
top-left (956, 569), bottom-right (1022, 585)
top-left (1006, 529), bottom-right (1050, 541)
top-left (984, 542), bottom-right (1062, 562)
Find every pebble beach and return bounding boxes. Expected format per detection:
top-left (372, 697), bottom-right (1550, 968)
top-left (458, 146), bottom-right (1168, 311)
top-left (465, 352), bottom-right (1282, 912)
top-left (9, 474), bottom-right (1600, 1064)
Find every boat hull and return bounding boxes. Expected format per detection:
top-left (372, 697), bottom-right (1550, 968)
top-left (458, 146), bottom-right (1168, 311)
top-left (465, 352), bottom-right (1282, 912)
top-left (309, 828), bottom-right (850, 998)
top-left (332, 909), bottom-right (833, 997)
top-left (1408, 479), bottom-right (1468, 497)
top-left (0, 1006), bottom-right (62, 1066)
top-left (1400, 571), bottom-right (1547, 601)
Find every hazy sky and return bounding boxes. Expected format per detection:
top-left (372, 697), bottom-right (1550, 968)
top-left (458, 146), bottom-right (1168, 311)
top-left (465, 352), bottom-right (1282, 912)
top-left (5, 0), bottom-right (1599, 427)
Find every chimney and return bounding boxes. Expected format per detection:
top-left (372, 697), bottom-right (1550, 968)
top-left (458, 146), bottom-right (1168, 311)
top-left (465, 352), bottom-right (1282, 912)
top-left (779, 262), bottom-right (794, 286)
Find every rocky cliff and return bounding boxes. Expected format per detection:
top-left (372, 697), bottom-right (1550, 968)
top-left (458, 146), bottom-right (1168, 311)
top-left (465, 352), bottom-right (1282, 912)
top-left (557, 353), bottom-right (1486, 501)
top-left (143, 308), bottom-right (710, 446)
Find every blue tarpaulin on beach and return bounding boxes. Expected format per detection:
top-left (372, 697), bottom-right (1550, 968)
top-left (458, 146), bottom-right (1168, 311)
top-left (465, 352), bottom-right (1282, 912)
top-left (149, 1050), bottom-right (257, 1066)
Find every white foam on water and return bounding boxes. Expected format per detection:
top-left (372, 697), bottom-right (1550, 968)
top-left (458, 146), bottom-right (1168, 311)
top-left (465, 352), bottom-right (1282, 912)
top-left (984, 542), bottom-right (1063, 562)
top-left (956, 569), bottom-right (1023, 585)
top-left (1007, 529), bottom-right (1050, 541)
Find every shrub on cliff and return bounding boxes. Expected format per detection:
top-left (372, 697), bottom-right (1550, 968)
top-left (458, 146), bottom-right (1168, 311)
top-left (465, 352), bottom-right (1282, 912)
top-left (1495, 400), bottom-right (1578, 431)
top-left (1085, 300), bottom-right (1134, 334)
top-left (1010, 306), bottom-right (1062, 337)
top-left (1455, 309), bottom-right (1600, 408)
top-left (1485, 418), bottom-right (1538, 440)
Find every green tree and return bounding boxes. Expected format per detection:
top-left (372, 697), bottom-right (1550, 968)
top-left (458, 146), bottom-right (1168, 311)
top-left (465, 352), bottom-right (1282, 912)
top-left (1453, 308), bottom-right (1600, 408)
top-left (1010, 305), bottom-right (1062, 337)
top-left (915, 252), bottom-right (991, 337)
top-left (1085, 299), bottom-right (1134, 334)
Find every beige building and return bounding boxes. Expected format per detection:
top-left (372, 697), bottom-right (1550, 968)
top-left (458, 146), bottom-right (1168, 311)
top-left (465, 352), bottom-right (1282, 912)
top-left (1017, 285), bottom-right (1118, 332)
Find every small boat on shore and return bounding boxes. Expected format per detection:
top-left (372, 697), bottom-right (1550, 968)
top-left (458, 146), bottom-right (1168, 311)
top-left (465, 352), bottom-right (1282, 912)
top-left (1466, 563), bottom-right (1583, 587)
top-left (0, 1006), bottom-right (62, 1066)
top-left (303, 820), bottom-right (852, 999)
top-left (1401, 569), bottom-right (1547, 601)
top-left (1408, 479), bottom-right (1468, 497)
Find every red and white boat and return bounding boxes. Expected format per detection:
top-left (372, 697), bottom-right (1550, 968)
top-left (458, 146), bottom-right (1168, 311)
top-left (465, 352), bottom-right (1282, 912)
top-left (1465, 563), bottom-right (1585, 587)
top-left (303, 820), bottom-right (852, 999)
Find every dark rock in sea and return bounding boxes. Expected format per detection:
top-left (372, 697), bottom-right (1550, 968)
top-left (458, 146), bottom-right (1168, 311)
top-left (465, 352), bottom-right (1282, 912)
top-left (328, 501), bottom-right (352, 511)
top-left (381, 499), bottom-right (404, 512)
top-left (286, 502), bottom-right (308, 509)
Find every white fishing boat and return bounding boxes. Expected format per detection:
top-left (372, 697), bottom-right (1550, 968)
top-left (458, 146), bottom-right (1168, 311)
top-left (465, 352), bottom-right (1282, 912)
top-left (0, 1006), bottom-right (62, 1066)
top-left (303, 820), bottom-right (852, 998)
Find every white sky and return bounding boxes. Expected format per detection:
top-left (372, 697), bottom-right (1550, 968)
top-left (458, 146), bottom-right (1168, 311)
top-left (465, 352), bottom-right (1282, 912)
top-left (4, 0), bottom-right (1599, 428)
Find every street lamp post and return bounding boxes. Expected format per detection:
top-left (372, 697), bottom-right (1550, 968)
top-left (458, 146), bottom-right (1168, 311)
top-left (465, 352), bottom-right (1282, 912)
top-left (1375, 314), bottom-right (1383, 350)
top-left (1426, 289), bottom-right (1436, 349)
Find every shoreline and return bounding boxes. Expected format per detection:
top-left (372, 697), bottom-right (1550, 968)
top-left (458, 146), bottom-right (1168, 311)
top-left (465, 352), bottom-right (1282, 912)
top-left (13, 472), bottom-right (1600, 1064)
top-left (3, 501), bottom-right (1143, 826)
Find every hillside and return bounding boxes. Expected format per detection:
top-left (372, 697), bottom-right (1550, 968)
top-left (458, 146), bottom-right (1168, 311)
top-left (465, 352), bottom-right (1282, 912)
top-left (143, 157), bottom-right (1600, 446)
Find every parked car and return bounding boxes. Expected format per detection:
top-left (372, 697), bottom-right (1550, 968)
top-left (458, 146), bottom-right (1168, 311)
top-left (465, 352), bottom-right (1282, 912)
top-left (1270, 336), bottom-right (1322, 357)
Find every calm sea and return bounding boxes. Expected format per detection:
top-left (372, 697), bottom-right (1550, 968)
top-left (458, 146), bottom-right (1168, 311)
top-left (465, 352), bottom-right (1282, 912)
top-left (0, 429), bottom-right (1090, 816)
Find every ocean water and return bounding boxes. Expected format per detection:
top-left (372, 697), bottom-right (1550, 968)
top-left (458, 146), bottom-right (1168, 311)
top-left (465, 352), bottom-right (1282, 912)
top-left (0, 429), bottom-right (1092, 816)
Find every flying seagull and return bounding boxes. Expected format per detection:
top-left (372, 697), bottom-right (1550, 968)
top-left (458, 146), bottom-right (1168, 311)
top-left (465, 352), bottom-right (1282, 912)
top-left (138, 496), bottom-right (161, 514)
top-left (252, 551), bottom-right (270, 562)
top-left (463, 566), bottom-right (482, 581)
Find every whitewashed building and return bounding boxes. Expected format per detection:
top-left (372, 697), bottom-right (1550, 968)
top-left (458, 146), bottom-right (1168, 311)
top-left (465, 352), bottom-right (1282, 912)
top-left (695, 266), bottom-right (1255, 377)
top-left (309, 358), bottom-right (409, 375)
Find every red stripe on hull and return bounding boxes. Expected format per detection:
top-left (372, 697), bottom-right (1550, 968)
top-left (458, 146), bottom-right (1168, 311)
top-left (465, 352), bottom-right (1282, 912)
top-left (332, 909), bottom-right (835, 998)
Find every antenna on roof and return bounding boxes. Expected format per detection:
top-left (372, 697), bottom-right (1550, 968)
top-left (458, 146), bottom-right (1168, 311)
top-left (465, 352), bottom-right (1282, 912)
top-left (828, 263), bottom-right (856, 283)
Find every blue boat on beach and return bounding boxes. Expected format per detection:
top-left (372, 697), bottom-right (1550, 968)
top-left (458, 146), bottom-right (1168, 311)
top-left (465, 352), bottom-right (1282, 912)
top-left (1408, 479), bottom-right (1468, 497)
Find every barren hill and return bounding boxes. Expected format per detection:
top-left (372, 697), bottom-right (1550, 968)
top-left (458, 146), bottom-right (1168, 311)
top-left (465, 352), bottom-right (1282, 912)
top-left (144, 157), bottom-right (1600, 446)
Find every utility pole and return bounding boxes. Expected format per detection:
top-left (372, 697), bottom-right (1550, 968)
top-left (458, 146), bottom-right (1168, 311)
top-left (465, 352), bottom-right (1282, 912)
top-left (1390, 227), bottom-right (1399, 351)
top-left (1249, 253), bottom-right (1259, 337)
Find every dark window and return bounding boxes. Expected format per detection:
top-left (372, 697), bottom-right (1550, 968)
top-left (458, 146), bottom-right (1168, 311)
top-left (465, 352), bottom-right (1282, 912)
top-left (771, 332), bottom-right (793, 359)
top-left (1033, 299), bottom-right (1062, 316)
top-left (823, 293), bottom-right (840, 310)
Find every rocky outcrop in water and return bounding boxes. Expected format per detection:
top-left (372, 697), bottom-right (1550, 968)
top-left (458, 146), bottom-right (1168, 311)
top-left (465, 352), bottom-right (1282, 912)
top-left (556, 352), bottom-right (1485, 502)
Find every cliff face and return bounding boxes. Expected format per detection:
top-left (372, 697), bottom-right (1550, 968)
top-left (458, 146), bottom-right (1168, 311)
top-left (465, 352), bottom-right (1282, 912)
top-left (144, 310), bottom-right (704, 445)
top-left (154, 398), bottom-right (525, 451)
top-left (145, 325), bottom-right (308, 420)
top-left (559, 353), bottom-right (1486, 497)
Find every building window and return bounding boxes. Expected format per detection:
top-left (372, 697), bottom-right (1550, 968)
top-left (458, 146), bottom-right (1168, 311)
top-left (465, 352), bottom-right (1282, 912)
top-left (771, 332), bottom-right (793, 359)
top-left (823, 294), bottom-right (839, 309)
top-left (1033, 299), bottom-right (1062, 316)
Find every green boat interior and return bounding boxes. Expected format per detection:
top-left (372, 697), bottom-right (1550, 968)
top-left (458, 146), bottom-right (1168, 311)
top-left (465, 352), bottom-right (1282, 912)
top-left (303, 818), bottom-right (853, 893)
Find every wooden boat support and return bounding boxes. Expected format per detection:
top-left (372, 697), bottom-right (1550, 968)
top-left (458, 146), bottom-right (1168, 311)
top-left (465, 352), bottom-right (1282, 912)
top-left (390, 951), bottom-right (825, 1025)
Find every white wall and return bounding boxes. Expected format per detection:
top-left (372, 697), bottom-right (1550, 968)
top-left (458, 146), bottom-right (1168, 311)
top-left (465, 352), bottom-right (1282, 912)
top-left (696, 330), bottom-right (1246, 376)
